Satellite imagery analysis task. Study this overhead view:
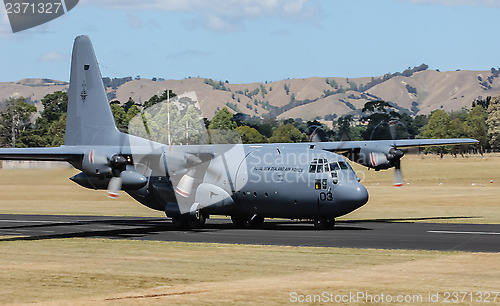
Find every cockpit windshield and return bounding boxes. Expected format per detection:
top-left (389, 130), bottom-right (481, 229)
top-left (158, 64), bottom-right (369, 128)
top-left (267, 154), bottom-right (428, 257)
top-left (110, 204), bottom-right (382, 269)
top-left (338, 161), bottom-right (349, 170)
top-left (309, 158), bottom-right (329, 173)
top-left (329, 163), bottom-right (339, 171)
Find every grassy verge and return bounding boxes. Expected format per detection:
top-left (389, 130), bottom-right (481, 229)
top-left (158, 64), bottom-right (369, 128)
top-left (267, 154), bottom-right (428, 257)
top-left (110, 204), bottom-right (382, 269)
top-left (0, 168), bottom-right (163, 217)
top-left (0, 239), bottom-right (498, 305)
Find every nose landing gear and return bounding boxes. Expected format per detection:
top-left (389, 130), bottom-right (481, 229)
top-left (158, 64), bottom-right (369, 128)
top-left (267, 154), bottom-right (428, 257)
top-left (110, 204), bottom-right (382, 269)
top-left (313, 217), bottom-right (336, 229)
top-left (230, 214), bottom-right (265, 228)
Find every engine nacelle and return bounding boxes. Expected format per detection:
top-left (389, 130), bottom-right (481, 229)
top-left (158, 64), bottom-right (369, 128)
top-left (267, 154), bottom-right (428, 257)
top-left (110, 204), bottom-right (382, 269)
top-left (356, 146), bottom-right (403, 170)
top-left (70, 170), bottom-right (147, 190)
top-left (82, 150), bottom-right (112, 176)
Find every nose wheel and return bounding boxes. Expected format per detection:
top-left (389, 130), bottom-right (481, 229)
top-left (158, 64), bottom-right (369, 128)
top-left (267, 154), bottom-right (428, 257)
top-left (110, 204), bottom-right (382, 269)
top-left (314, 217), bottom-right (335, 229)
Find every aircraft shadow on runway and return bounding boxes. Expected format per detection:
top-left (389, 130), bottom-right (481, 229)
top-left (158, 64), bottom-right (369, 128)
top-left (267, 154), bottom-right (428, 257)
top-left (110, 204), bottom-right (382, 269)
top-left (340, 216), bottom-right (482, 223)
top-left (0, 217), bottom-right (373, 242)
top-left (0, 215), bottom-right (480, 242)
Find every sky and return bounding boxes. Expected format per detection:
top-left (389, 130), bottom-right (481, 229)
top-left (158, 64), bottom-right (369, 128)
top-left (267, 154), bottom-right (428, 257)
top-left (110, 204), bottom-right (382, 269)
top-left (1, 0), bottom-right (499, 84)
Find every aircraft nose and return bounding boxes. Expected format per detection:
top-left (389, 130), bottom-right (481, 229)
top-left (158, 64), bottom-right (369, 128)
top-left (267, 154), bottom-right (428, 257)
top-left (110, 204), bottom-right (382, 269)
top-left (334, 183), bottom-right (369, 208)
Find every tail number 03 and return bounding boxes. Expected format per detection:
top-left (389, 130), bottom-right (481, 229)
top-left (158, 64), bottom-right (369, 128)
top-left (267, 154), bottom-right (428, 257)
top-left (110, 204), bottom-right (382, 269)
top-left (319, 192), bottom-right (333, 201)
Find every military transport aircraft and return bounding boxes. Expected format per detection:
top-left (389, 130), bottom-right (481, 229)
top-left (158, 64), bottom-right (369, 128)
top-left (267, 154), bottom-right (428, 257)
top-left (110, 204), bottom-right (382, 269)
top-left (0, 36), bottom-right (478, 229)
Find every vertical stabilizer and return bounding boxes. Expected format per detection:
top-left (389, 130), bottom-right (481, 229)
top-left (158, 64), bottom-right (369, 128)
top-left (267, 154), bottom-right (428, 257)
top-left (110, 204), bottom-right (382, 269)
top-left (65, 35), bottom-right (121, 146)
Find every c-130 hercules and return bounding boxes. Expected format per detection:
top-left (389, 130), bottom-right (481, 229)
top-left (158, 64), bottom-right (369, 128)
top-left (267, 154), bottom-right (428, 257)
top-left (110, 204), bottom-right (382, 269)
top-left (0, 36), bottom-right (478, 229)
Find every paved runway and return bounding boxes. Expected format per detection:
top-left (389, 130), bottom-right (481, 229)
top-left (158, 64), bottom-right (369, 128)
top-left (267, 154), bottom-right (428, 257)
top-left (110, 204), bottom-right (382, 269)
top-left (0, 214), bottom-right (498, 252)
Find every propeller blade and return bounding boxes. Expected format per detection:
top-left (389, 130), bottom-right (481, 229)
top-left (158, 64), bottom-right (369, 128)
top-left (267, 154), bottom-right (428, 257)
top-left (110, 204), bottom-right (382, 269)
top-left (310, 131), bottom-right (321, 142)
top-left (107, 176), bottom-right (122, 199)
top-left (389, 119), bottom-right (397, 141)
top-left (393, 161), bottom-right (404, 187)
top-left (175, 169), bottom-right (195, 198)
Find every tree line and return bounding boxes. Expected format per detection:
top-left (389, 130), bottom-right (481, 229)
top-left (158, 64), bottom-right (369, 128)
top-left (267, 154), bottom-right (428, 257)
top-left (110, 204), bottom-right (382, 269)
top-left (1, 90), bottom-right (499, 157)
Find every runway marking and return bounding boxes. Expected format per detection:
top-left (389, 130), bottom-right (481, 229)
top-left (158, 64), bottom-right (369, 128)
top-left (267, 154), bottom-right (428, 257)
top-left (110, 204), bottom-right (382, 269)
top-left (428, 230), bottom-right (500, 235)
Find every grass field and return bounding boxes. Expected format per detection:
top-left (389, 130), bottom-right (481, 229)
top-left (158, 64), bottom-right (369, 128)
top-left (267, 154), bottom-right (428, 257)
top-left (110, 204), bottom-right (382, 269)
top-left (0, 154), bottom-right (498, 305)
top-left (0, 239), bottom-right (498, 305)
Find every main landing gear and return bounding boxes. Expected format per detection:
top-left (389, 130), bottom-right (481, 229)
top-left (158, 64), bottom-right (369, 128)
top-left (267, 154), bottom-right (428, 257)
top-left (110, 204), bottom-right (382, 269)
top-left (313, 217), bottom-right (336, 230)
top-left (231, 215), bottom-right (265, 228)
top-left (171, 214), bottom-right (207, 229)
top-left (230, 215), bottom-right (248, 227)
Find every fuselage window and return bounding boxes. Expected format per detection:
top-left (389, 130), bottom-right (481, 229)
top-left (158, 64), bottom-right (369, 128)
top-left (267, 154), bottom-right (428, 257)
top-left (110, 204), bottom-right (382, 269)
top-left (309, 164), bottom-right (317, 173)
top-left (316, 164), bottom-right (324, 173)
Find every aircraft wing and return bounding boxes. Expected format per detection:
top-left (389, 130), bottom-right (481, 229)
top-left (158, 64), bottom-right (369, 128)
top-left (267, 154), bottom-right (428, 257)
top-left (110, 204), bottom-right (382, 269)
top-left (0, 146), bottom-right (84, 162)
top-left (315, 138), bottom-right (479, 153)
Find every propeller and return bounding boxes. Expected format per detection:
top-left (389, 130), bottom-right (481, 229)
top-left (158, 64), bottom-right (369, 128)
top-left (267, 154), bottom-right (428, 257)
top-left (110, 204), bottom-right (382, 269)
top-left (171, 152), bottom-right (226, 200)
top-left (388, 119), bottom-right (404, 187)
top-left (107, 154), bottom-right (127, 198)
top-left (80, 150), bottom-right (133, 198)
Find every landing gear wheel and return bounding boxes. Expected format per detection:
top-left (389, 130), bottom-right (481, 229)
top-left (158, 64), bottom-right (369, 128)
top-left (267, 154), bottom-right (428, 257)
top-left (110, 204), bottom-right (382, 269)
top-left (188, 214), bottom-right (206, 229)
top-left (314, 218), bottom-right (328, 229)
top-left (172, 217), bottom-right (188, 229)
top-left (248, 215), bottom-right (265, 227)
top-left (314, 218), bottom-right (335, 230)
top-left (231, 215), bottom-right (248, 227)
top-left (326, 217), bottom-right (336, 229)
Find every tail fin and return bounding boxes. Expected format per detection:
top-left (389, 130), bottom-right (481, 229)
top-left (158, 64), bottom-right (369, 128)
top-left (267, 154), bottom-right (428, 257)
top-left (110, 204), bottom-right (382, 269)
top-left (65, 35), bottom-right (121, 146)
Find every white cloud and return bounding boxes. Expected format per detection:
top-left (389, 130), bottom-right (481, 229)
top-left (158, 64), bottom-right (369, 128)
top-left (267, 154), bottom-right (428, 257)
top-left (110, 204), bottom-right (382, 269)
top-left (401, 0), bottom-right (500, 7)
top-left (80, 0), bottom-right (319, 31)
top-left (38, 51), bottom-right (67, 63)
top-left (204, 14), bottom-right (241, 32)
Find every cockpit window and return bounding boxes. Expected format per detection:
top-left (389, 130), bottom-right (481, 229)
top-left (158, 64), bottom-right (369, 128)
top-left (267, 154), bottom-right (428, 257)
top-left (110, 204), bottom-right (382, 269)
top-left (310, 159), bottom-right (351, 173)
top-left (338, 161), bottom-right (349, 170)
top-left (309, 158), bottom-right (328, 173)
top-left (330, 163), bottom-right (340, 171)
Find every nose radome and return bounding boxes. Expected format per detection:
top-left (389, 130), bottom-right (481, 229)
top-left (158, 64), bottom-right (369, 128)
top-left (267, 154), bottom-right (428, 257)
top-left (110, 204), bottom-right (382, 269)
top-left (334, 183), bottom-right (369, 208)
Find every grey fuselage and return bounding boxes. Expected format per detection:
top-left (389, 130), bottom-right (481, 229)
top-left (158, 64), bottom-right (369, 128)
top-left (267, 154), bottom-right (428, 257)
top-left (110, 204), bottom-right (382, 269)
top-left (117, 142), bottom-right (369, 220)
